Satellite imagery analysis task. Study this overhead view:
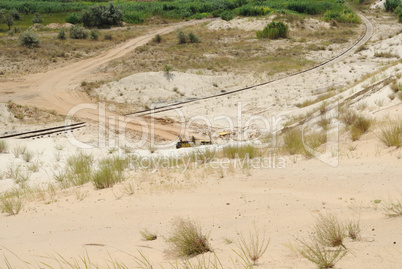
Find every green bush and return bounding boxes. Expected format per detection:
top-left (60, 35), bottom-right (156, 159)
top-left (257, 21), bottom-right (289, 39)
top-left (385, 0), bottom-right (401, 12)
top-left (220, 10), bottom-right (234, 21)
top-left (32, 12), bottom-right (43, 24)
top-left (81, 2), bottom-right (123, 28)
top-left (89, 29), bottom-right (100, 40)
top-left (57, 28), bottom-right (66, 40)
top-left (19, 30), bottom-right (40, 47)
top-left (92, 157), bottom-right (127, 189)
top-left (65, 13), bottom-right (80, 24)
top-left (10, 8), bottom-right (21, 20)
top-left (69, 25), bottom-right (89, 39)
top-left (188, 32), bottom-right (201, 43)
top-left (153, 34), bottom-right (162, 43)
top-left (323, 9), bottom-right (360, 23)
top-left (177, 29), bottom-right (188, 44)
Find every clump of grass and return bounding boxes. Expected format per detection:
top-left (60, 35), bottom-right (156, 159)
top-left (12, 145), bottom-right (26, 158)
top-left (282, 128), bottom-right (303, 155)
top-left (168, 218), bottom-right (211, 256)
top-left (140, 229), bottom-right (157, 241)
top-left (0, 196), bottom-right (23, 216)
top-left (379, 122), bottom-right (402, 147)
top-left (22, 150), bottom-right (33, 163)
top-left (314, 213), bottom-right (346, 249)
top-left (0, 140), bottom-right (8, 153)
top-left (296, 238), bottom-right (348, 269)
top-left (60, 152), bottom-right (93, 187)
top-left (350, 115), bottom-right (371, 141)
top-left (237, 225), bottom-right (270, 265)
top-left (346, 219), bottom-right (361, 241)
top-left (92, 156), bottom-right (127, 189)
top-left (222, 145), bottom-right (259, 159)
top-left (383, 196), bottom-right (402, 217)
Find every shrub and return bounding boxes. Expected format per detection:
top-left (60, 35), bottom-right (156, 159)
top-left (188, 32), bottom-right (201, 43)
top-left (81, 2), bottom-right (123, 28)
top-left (89, 29), bottom-right (100, 40)
top-left (140, 229), bottom-right (157, 241)
top-left (19, 30), bottom-right (40, 48)
top-left (10, 9), bottom-right (21, 20)
top-left (168, 218), bottom-right (211, 256)
top-left (61, 153), bottom-right (93, 187)
top-left (257, 21), bottom-right (288, 39)
top-left (323, 9), bottom-right (360, 23)
top-left (153, 34), bottom-right (162, 43)
top-left (32, 12), bottom-right (43, 24)
top-left (177, 29), bottom-right (188, 44)
top-left (237, 225), bottom-right (270, 265)
top-left (4, 15), bottom-right (14, 30)
top-left (104, 33), bottom-right (113, 40)
top-left (0, 140), bottom-right (8, 153)
top-left (65, 13), bottom-right (80, 24)
top-left (385, 0), bottom-right (401, 12)
top-left (57, 28), bottom-right (66, 40)
top-left (220, 10), bottom-right (234, 21)
top-left (69, 25), bottom-right (89, 39)
top-left (379, 122), bottom-right (402, 147)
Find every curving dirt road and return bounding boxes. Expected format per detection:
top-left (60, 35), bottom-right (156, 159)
top-left (0, 20), bottom-right (212, 140)
top-left (0, 13), bottom-right (373, 141)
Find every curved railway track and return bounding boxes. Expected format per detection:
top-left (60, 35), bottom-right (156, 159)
top-left (0, 12), bottom-right (373, 140)
top-left (126, 11), bottom-right (373, 117)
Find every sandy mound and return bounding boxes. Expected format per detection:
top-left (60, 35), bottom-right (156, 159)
top-left (207, 17), bottom-right (330, 31)
top-left (45, 23), bottom-right (73, 29)
top-left (371, 0), bottom-right (386, 9)
top-left (95, 71), bottom-right (246, 106)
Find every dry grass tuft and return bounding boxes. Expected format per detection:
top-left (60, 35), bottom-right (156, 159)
top-left (237, 225), bottom-right (270, 265)
top-left (168, 218), bottom-right (211, 256)
top-left (314, 213), bottom-right (346, 249)
top-left (379, 121), bottom-right (402, 148)
top-left (140, 229), bottom-right (157, 241)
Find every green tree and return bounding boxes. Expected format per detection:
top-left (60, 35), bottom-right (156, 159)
top-left (5, 15), bottom-right (14, 30)
top-left (81, 2), bottom-right (123, 28)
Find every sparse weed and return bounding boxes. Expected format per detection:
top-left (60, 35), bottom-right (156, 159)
top-left (0, 196), bottom-right (23, 215)
top-left (383, 196), bottom-right (402, 217)
top-left (168, 218), bottom-right (211, 256)
top-left (92, 156), bottom-right (127, 189)
top-left (0, 140), bottom-right (8, 153)
top-left (22, 150), bottom-right (33, 162)
top-left (346, 219), bottom-right (361, 240)
top-left (237, 224), bottom-right (270, 265)
top-left (222, 145), bottom-right (259, 160)
top-left (12, 145), bottom-right (26, 158)
top-left (282, 129), bottom-right (303, 155)
top-left (296, 238), bottom-right (348, 269)
top-left (379, 122), bottom-right (402, 147)
top-left (140, 229), bottom-right (157, 241)
top-left (314, 213), bottom-right (346, 248)
top-left (63, 152), bottom-right (93, 187)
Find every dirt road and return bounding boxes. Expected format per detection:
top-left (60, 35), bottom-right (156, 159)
top-left (0, 20), bottom-right (212, 140)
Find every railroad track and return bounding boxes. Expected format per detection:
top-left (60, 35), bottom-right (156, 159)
top-left (0, 12), bottom-right (373, 140)
top-left (0, 122), bottom-right (86, 140)
top-left (125, 11), bottom-right (373, 117)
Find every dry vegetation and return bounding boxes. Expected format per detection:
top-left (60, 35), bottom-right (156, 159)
top-left (0, 27), bottom-right (145, 79)
top-left (102, 19), bottom-right (360, 80)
